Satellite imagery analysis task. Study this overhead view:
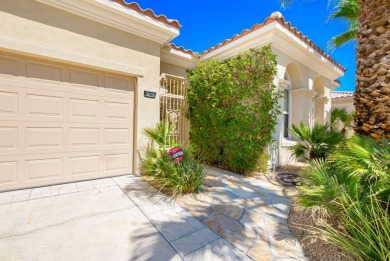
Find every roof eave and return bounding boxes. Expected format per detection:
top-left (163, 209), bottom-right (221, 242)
top-left (199, 22), bottom-right (276, 62)
top-left (199, 20), bottom-right (344, 80)
top-left (272, 24), bottom-right (345, 80)
top-left (161, 46), bottom-right (198, 69)
top-left (36, 0), bottom-right (180, 45)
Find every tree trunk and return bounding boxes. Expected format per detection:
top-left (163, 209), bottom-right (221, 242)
top-left (354, 0), bottom-right (390, 140)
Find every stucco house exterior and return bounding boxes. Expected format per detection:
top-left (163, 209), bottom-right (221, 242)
top-left (0, 0), bottom-right (344, 191)
top-left (332, 91), bottom-right (355, 112)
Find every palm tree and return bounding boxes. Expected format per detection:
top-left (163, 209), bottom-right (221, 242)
top-left (327, 0), bottom-right (359, 51)
top-left (354, 0), bottom-right (390, 140)
top-left (280, 0), bottom-right (390, 140)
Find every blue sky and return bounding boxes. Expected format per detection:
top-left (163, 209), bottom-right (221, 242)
top-left (131, 0), bottom-right (356, 91)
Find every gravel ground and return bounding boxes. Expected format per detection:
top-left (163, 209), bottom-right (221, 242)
top-left (270, 165), bottom-right (351, 261)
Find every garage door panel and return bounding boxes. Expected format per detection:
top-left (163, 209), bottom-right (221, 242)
top-left (26, 61), bottom-right (64, 85)
top-left (0, 90), bottom-right (18, 117)
top-left (25, 127), bottom-right (63, 150)
top-left (0, 53), bottom-right (135, 191)
top-left (0, 126), bottom-right (18, 151)
top-left (0, 55), bottom-right (18, 80)
top-left (69, 127), bottom-right (100, 147)
top-left (26, 157), bottom-right (63, 181)
top-left (69, 97), bottom-right (100, 120)
top-left (104, 128), bottom-right (130, 147)
top-left (25, 91), bottom-right (64, 119)
top-left (69, 68), bottom-right (100, 90)
top-left (104, 153), bottom-right (130, 173)
top-left (0, 160), bottom-right (18, 185)
top-left (104, 100), bottom-right (131, 121)
top-left (105, 75), bottom-right (133, 93)
top-left (69, 154), bottom-right (99, 177)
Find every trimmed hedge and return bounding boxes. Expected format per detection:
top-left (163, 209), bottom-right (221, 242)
top-left (186, 46), bottom-right (281, 174)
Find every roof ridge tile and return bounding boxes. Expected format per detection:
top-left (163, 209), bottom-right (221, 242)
top-left (199, 14), bottom-right (345, 72)
top-left (169, 43), bottom-right (200, 57)
top-left (111, 0), bottom-right (181, 29)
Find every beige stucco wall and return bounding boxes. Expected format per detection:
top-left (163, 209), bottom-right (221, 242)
top-left (332, 98), bottom-right (355, 112)
top-left (160, 61), bottom-right (189, 80)
top-left (0, 0), bottom-right (162, 173)
top-left (272, 48), bottom-right (335, 166)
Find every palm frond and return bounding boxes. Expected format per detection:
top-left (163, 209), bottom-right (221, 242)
top-left (327, 0), bottom-right (359, 22)
top-left (143, 121), bottom-right (177, 149)
top-left (288, 122), bottom-right (345, 160)
top-left (327, 22), bottom-right (358, 51)
top-left (331, 107), bottom-right (354, 130)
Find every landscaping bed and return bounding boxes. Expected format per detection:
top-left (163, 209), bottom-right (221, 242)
top-left (274, 165), bottom-right (350, 261)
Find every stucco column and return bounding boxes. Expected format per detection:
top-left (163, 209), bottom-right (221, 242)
top-left (291, 88), bottom-right (317, 127)
top-left (314, 96), bottom-right (330, 124)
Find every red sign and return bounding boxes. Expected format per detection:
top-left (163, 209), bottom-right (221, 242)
top-left (168, 147), bottom-right (184, 162)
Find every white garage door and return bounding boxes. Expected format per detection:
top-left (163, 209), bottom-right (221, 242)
top-left (0, 53), bottom-right (135, 191)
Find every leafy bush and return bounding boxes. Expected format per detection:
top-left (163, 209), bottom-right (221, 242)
top-left (186, 46), bottom-right (281, 174)
top-left (288, 122), bottom-right (345, 160)
top-left (140, 122), bottom-right (205, 197)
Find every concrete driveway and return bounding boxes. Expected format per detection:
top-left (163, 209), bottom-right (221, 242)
top-left (0, 175), bottom-right (249, 261)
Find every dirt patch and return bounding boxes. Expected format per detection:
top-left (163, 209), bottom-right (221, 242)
top-left (276, 165), bottom-right (350, 261)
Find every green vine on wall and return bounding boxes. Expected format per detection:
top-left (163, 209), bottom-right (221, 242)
top-left (186, 45), bottom-right (281, 174)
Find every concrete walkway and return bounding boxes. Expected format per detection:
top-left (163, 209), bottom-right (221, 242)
top-left (0, 176), bottom-right (249, 261)
top-left (177, 167), bottom-right (307, 261)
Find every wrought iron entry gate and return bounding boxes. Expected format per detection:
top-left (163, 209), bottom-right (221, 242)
top-left (159, 74), bottom-right (189, 145)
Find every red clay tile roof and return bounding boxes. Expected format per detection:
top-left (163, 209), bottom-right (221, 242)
top-left (201, 15), bottom-right (346, 72)
top-left (111, 1), bottom-right (181, 29)
top-left (332, 91), bottom-right (354, 99)
top-left (169, 43), bottom-right (200, 57)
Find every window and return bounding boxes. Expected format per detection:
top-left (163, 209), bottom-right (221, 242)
top-left (283, 72), bottom-right (291, 138)
top-left (283, 89), bottom-right (290, 138)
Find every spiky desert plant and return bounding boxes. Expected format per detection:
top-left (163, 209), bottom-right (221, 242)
top-left (288, 122), bottom-right (345, 160)
top-left (141, 122), bottom-right (205, 197)
top-left (319, 194), bottom-right (390, 261)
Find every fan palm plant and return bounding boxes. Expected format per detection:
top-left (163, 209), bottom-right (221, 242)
top-left (143, 121), bottom-right (177, 151)
top-left (297, 135), bottom-right (390, 217)
top-left (288, 122), bottom-right (345, 160)
top-left (297, 158), bottom-right (361, 217)
top-left (331, 135), bottom-right (390, 201)
top-left (330, 107), bottom-right (354, 133)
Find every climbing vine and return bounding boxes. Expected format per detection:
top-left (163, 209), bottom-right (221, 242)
top-left (186, 45), bottom-right (281, 174)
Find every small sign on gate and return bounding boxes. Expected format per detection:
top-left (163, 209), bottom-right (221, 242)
top-left (168, 147), bottom-right (184, 162)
